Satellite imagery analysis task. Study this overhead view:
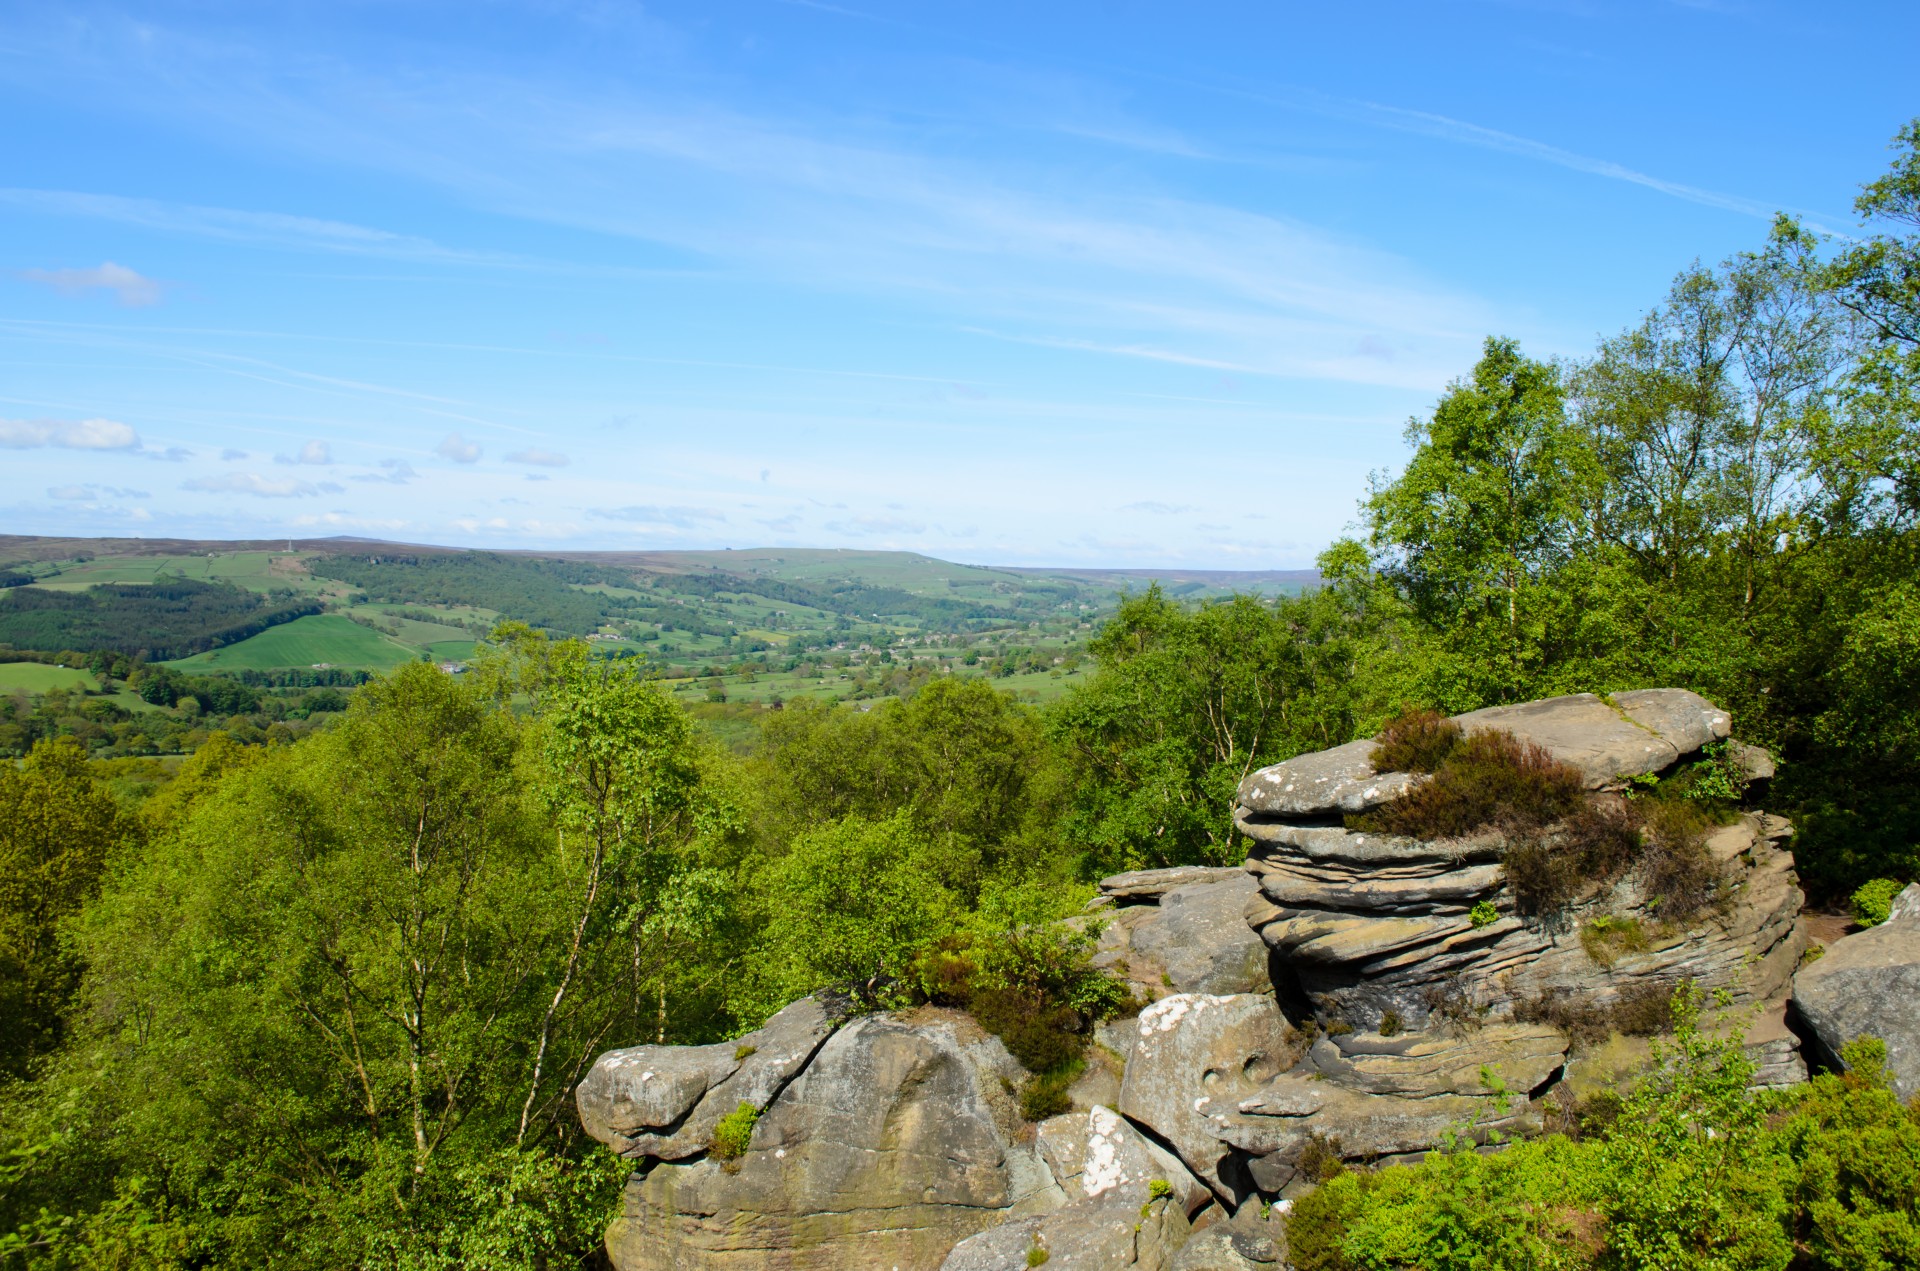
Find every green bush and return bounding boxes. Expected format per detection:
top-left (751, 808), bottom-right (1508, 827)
top-left (711, 1102), bottom-right (759, 1160)
top-left (1469, 899), bottom-right (1500, 927)
top-left (1288, 985), bottom-right (1920, 1271)
top-left (1851, 877), bottom-right (1907, 927)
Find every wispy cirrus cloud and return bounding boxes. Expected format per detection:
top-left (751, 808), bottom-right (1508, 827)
top-left (48, 483), bottom-right (148, 500)
top-left (19, 261), bottom-right (162, 306)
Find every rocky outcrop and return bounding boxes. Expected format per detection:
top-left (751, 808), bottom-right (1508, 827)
top-left (1234, 691), bottom-right (1803, 1032)
top-left (581, 689), bottom-right (1817, 1269)
top-left (1792, 883), bottom-right (1920, 1099)
top-left (599, 1009), bottom-right (1060, 1270)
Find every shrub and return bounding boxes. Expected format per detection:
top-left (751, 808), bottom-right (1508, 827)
top-left (1019, 1064), bottom-right (1077, 1121)
top-left (711, 1102), bottom-right (759, 1160)
top-left (1579, 915), bottom-right (1649, 967)
top-left (1469, 899), bottom-right (1500, 927)
top-left (1502, 836), bottom-right (1584, 913)
top-left (1299, 1131), bottom-right (1347, 1184)
top-left (1852, 877), bottom-right (1907, 926)
top-left (1354, 729), bottom-right (1585, 840)
top-left (1370, 707), bottom-right (1462, 773)
top-left (1638, 802), bottom-right (1729, 923)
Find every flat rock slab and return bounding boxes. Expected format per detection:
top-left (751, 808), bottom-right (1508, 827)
top-left (1792, 887), bottom-right (1920, 1100)
top-left (1305, 1024), bottom-right (1567, 1099)
top-left (1101, 866), bottom-right (1251, 902)
top-left (1235, 737), bottom-right (1422, 817)
top-left (1235, 688), bottom-right (1734, 821)
top-left (1129, 875), bottom-right (1272, 996)
top-left (1456, 690), bottom-right (1727, 789)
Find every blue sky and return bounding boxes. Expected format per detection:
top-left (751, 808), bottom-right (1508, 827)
top-left (1, 1), bottom-right (1913, 567)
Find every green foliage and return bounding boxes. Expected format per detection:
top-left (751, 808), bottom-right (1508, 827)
top-left (710, 1103), bottom-right (759, 1160)
top-left (1290, 987), bottom-right (1920, 1271)
top-left (745, 812), bottom-right (957, 1016)
top-left (1468, 901), bottom-right (1499, 928)
top-left (0, 738), bottom-right (137, 1079)
top-left (1049, 577), bottom-right (1415, 875)
top-left (1851, 877), bottom-right (1907, 927)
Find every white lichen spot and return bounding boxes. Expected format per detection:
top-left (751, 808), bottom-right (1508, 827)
top-left (1139, 995), bottom-right (1200, 1036)
top-left (1082, 1106), bottom-right (1128, 1197)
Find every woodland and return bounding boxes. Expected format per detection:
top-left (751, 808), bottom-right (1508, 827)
top-left (2, 125), bottom-right (1919, 1270)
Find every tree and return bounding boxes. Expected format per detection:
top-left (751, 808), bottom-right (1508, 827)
top-left (1366, 337), bottom-right (1586, 702)
top-left (0, 738), bottom-right (135, 1079)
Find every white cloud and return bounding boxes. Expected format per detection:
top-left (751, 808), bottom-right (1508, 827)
top-left (18, 260), bottom-right (162, 306)
top-left (0, 417), bottom-right (142, 450)
top-left (353, 458), bottom-right (418, 484)
top-left (436, 431), bottom-right (482, 463)
top-left (181, 471), bottom-right (319, 497)
top-left (48, 483), bottom-right (149, 500)
top-left (505, 447), bottom-right (570, 467)
top-left (276, 439), bottom-right (332, 465)
top-left (220, 447), bottom-right (249, 460)
top-left (591, 504), bottom-right (726, 527)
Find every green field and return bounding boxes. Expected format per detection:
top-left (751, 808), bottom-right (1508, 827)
top-left (168, 614), bottom-right (419, 672)
top-left (29, 551), bottom-right (336, 595)
top-left (0, 663), bottom-right (100, 692)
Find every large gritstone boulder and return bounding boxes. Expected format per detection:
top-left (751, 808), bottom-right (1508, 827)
top-left (1117, 994), bottom-right (1301, 1205)
top-left (1792, 883), bottom-right (1920, 1100)
top-left (1233, 691), bottom-right (1802, 1032)
top-left (601, 1010), bottom-right (1062, 1270)
top-left (1093, 871), bottom-right (1273, 1000)
top-left (577, 996), bottom-right (839, 1160)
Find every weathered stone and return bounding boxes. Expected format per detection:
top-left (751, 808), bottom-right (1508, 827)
top-left (939, 1191), bottom-right (1191, 1270)
top-left (1792, 891), bottom-right (1920, 1100)
top-left (1132, 875), bottom-right (1272, 996)
top-left (1035, 1105), bottom-right (1212, 1217)
top-left (1235, 737), bottom-right (1423, 818)
top-left (1215, 1071), bottom-right (1538, 1186)
top-left (1168, 1220), bottom-right (1284, 1270)
top-left (1890, 882), bottom-right (1920, 926)
top-left (1302, 1024), bottom-right (1566, 1099)
top-left (945, 1108), bottom-right (1206, 1270)
top-left (1609, 688), bottom-right (1734, 759)
top-left (605, 1011), bottom-right (1059, 1270)
top-left (1118, 995), bottom-right (1299, 1203)
top-left (578, 996), bottom-right (839, 1160)
top-left (1729, 741), bottom-right (1777, 782)
top-left (1456, 692), bottom-right (1700, 789)
top-left (1253, 862), bottom-right (1504, 914)
top-left (1103, 866), bottom-right (1252, 902)
top-left (1235, 820), bottom-right (1470, 865)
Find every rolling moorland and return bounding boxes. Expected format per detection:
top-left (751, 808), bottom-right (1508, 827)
top-left (0, 536), bottom-right (1315, 755)
top-left (2, 126), bottom-right (1919, 1271)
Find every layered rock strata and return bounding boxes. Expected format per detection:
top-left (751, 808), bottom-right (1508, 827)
top-left (1233, 691), bottom-right (1806, 1030)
